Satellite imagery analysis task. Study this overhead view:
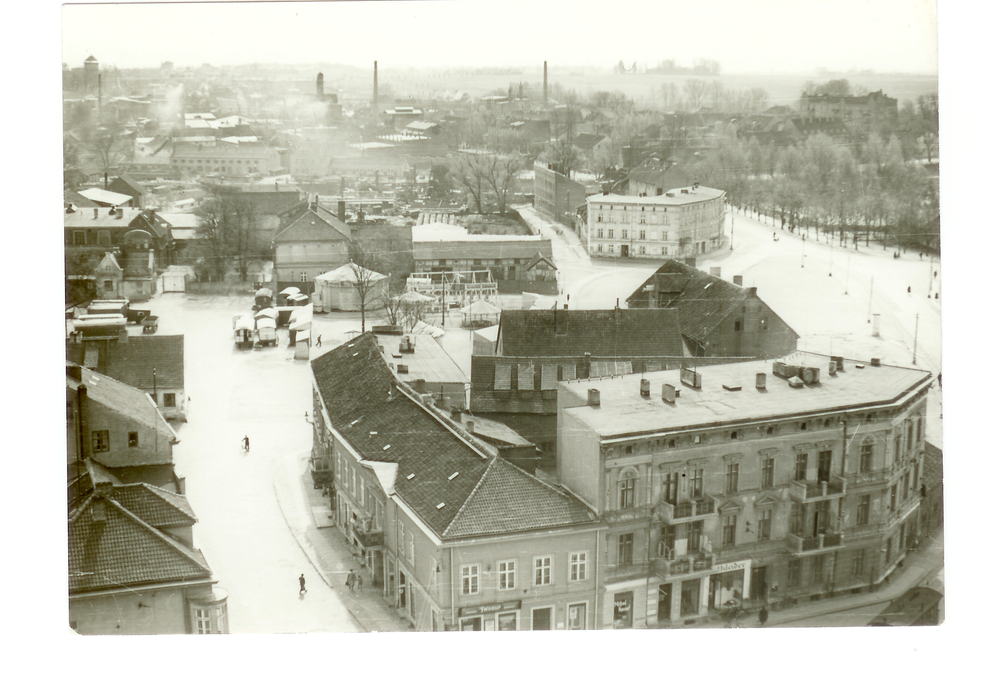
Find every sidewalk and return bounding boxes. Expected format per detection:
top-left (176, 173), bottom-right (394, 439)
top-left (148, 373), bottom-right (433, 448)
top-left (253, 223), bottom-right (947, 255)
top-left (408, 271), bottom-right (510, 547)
top-left (272, 463), bottom-right (414, 633)
top-left (669, 526), bottom-right (944, 629)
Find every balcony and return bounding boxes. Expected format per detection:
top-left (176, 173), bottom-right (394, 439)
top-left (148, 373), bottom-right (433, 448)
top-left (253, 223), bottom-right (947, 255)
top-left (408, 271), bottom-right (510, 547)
top-left (653, 552), bottom-right (715, 579)
top-left (786, 532), bottom-right (843, 555)
top-left (789, 474), bottom-right (846, 503)
top-left (659, 497), bottom-right (715, 525)
top-left (602, 505), bottom-right (653, 525)
top-left (603, 561), bottom-right (649, 583)
top-left (352, 520), bottom-right (384, 550)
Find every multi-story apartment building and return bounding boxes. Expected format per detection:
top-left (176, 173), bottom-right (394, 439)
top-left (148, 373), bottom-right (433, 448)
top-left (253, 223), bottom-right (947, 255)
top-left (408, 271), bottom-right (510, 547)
top-left (272, 199), bottom-right (351, 292)
top-left (585, 185), bottom-right (726, 259)
top-left (311, 334), bottom-right (603, 630)
top-left (798, 90), bottom-right (898, 124)
top-left (556, 352), bottom-right (932, 627)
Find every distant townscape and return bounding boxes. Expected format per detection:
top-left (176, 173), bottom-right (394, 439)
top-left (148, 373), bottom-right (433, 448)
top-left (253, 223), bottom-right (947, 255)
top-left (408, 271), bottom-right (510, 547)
top-left (64, 54), bottom-right (942, 634)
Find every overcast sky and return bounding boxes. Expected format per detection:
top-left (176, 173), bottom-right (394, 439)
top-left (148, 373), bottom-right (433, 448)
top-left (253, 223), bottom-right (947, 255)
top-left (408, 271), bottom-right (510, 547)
top-left (62, 0), bottom-right (938, 74)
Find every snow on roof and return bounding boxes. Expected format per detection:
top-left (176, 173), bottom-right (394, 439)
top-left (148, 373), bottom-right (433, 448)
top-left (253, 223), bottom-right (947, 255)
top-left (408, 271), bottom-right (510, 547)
top-left (78, 188), bottom-right (133, 205)
top-left (412, 223), bottom-right (546, 244)
top-left (315, 263), bottom-right (388, 284)
top-left (219, 136), bottom-right (259, 144)
top-left (349, 141), bottom-right (395, 150)
top-left (158, 213), bottom-right (201, 228)
top-left (588, 188), bottom-right (726, 206)
top-left (406, 121), bottom-right (438, 131)
top-left (185, 112), bottom-right (216, 120)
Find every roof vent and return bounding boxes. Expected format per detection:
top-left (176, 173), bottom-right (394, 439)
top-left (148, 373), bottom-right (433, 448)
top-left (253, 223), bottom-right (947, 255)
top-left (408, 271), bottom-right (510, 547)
top-left (588, 388), bottom-right (601, 407)
top-left (680, 368), bottom-right (701, 389)
top-left (466, 420), bottom-right (475, 432)
top-left (448, 472), bottom-right (459, 481)
top-left (832, 356), bottom-right (845, 372)
top-left (350, 418), bottom-right (361, 426)
top-left (436, 502), bottom-right (446, 510)
top-left (871, 358), bottom-right (881, 367)
top-left (829, 361), bottom-right (838, 376)
top-left (756, 373), bottom-right (767, 390)
top-left (406, 473), bottom-right (415, 480)
top-left (640, 379), bottom-right (650, 398)
top-left (723, 384), bottom-right (742, 392)
top-left (662, 383), bottom-right (676, 403)
top-left (788, 376), bottom-right (805, 388)
top-left (856, 363), bottom-right (866, 369)
top-left (383, 444), bottom-right (391, 451)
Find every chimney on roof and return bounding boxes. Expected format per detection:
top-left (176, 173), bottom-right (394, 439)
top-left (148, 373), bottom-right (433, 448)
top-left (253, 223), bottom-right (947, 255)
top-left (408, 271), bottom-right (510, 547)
top-left (587, 388), bottom-right (600, 407)
top-left (93, 208), bottom-right (99, 219)
top-left (662, 383), bottom-right (676, 403)
top-left (833, 356), bottom-right (845, 372)
top-left (373, 61), bottom-right (379, 114)
top-left (543, 61), bottom-right (548, 105)
top-left (640, 378), bottom-right (650, 398)
top-left (748, 287), bottom-right (757, 297)
top-left (733, 275), bottom-right (743, 286)
top-left (466, 420), bottom-right (475, 433)
top-left (451, 406), bottom-right (462, 422)
top-left (871, 358), bottom-right (881, 367)
top-left (104, 172), bottom-right (108, 190)
top-left (316, 72), bottom-right (324, 98)
top-left (829, 360), bottom-right (838, 376)
top-left (756, 372), bottom-right (767, 390)
top-left (115, 207), bottom-right (123, 219)
top-left (338, 200), bottom-right (346, 223)
top-left (67, 364), bottom-right (82, 382)
top-left (91, 498), bottom-right (107, 527)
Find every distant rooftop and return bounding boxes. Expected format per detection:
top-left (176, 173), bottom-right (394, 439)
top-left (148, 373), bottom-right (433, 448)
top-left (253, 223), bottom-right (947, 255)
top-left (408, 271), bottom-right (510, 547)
top-left (562, 352), bottom-right (933, 439)
top-left (588, 188), bottom-right (725, 206)
top-left (412, 223), bottom-right (546, 244)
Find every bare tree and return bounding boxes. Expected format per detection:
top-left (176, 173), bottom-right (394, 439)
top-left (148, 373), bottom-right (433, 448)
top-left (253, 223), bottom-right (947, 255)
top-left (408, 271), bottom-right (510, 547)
top-left (454, 153), bottom-right (490, 213)
top-left (194, 190), bottom-right (265, 281)
top-left (484, 154), bottom-right (523, 217)
top-left (540, 137), bottom-right (579, 177)
top-left (346, 242), bottom-right (388, 334)
top-left (684, 79), bottom-right (709, 111)
top-left (87, 125), bottom-right (132, 178)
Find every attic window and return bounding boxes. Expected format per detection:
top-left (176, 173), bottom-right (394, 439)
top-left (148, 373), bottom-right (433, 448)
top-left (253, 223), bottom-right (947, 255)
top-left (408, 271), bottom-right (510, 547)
top-left (406, 473), bottom-right (415, 480)
top-left (448, 472), bottom-right (459, 481)
top-left (436, 502), bottom-right (446, 510)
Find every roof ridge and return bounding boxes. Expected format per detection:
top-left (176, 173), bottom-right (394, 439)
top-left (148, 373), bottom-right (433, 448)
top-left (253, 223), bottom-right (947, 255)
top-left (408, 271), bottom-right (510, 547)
top-left (127, 483), bottom-right (199, 522)
top-left (100, 496), bottom-right (211, 573)
top-left (442, 455), bottom-right (500, 537)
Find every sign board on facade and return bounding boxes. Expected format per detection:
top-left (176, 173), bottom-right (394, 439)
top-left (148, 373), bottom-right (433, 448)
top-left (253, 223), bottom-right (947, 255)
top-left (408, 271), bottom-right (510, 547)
top-left (459, 600), bottom-right (522, 617)
top-left (713, 560), bottom-right (752, 574)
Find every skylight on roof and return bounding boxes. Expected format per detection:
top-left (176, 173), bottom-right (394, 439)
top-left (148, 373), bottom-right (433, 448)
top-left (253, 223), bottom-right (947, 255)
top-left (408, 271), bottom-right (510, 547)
top-left (436, 502), bottom-right (446, 510)
top-left (448, 472), bottom-right (459, 481)
top-left (704, 283), bottom-right (712, 289)
top-left (370, 431), bottom-right (378, 435)
top-left (383, 444), bottom-right (391, 451)
top-left (350, 418), bottom-right (361, 426)
top-left (406, 473), bottom-right (415, 480)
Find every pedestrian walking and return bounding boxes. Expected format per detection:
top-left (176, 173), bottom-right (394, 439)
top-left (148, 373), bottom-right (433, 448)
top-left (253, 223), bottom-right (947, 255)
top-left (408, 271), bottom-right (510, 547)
top-left (346, 569), bottom-right (356, 592)
top-left (356, 573), bottom-right (364, 591)
top-left (299, 574), bottom-right (307, 595)
top-left (316, 335), bottom-right (322, 347)
top-left (907, 286), bottom-right (911, 294)
top-left (758, 606), bottom-right (769, 626)
top-left (243, 435), bottom-right (250, 452)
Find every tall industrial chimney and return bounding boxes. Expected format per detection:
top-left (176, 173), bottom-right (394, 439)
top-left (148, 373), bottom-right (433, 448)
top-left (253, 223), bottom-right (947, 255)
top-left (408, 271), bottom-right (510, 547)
top-left (373, 61), bottom-right (379, 114)
top-left (543, 61), bottom-right (548, 105)
top-left (316, 72), bottom-right (324, 98)
top-left (97, 74), bottom-right (102, 121)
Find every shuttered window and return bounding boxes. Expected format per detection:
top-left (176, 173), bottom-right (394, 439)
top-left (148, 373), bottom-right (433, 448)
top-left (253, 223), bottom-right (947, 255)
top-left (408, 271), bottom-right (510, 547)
top-left (540, 364), bottom-right (558, 390)
top-left (517, 364), bottom-right (534, 390)
top-left (494, 364), bottom-right (511, 390)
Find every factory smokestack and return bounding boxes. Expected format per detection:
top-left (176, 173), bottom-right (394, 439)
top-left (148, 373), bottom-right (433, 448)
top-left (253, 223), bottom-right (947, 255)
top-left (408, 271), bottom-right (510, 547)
top-left (543, 61), bottom-right (548, 105)
top-left (97, 73), bottom-right (102, 121)
top-left (316, 72), bottom-right (324, 98)
top-left (373, 61), bottom-right (379, 114)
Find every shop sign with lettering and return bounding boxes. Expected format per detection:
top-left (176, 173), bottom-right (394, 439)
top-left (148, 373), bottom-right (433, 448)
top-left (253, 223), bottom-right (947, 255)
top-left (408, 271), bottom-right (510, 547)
top-left (714, 560), bottom-right (751, 574)
top-left (459, 600), bottom-right (522, 617)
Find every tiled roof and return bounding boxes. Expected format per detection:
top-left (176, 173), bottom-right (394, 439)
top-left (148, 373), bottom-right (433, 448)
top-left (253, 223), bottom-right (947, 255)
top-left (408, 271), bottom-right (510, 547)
top-left (68, 493), bottom-right (211, 593)
top-left (497, 308), bottom-right (684, 357)
top-left (626, 260), bottom-right (798, 344)
top-left (66, 335), bottom-right (184, 391)
top-left (67, 364), bottom-right (177, 444)
top-left (312, 334), bottom-right (595, 539)
top-left (444, 456), bottom-right (595, 539)
top-left (108, 483), bottom-right (198, 527)
top-left (274, 203), bottom-right (351, 243)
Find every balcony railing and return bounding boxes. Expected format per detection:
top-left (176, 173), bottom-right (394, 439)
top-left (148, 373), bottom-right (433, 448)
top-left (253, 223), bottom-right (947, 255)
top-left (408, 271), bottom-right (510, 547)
top-left (789, 474), bottom-right (846, 502)
top-left (602, 505), bottom-right (653, 524)
top-left (674, 498), bottom-right (716, 519)
top-left (352, 521), bottom-right (384, 550)
top-left (653, 553), bottom-right (715, 579)
top-left (786, 532), bottom-right (843, 555)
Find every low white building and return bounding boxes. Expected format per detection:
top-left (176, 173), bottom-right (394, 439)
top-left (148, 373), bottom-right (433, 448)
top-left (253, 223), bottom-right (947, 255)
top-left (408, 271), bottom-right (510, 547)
top-left (585, 184), bottom-right (726, 259)
top-left (313, 263), bottom-right (388, 313)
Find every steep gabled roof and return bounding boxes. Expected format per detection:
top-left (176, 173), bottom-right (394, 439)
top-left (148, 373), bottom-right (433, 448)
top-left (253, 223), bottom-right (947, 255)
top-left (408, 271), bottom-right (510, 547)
top-left (274, 202), bottom-right (351, 243)
top-left (312, 334), bottom-right (595, 539)
top-left (68, 492), bottom-right (211, 593)
top-left (67, 364), bottom-right (177, 443)
top-left (497, 308), bottom-right (684, 357)
top-left (66, 335), bottom-right (184, 390)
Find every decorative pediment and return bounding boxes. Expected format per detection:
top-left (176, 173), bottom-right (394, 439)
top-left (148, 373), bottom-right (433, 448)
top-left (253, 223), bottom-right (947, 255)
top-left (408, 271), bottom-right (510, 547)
top-left (659, 460), bottom-right (684, 471)
top-left (816, 440), bottom-right (837, 451)
top-left (793, 443), bottom-right (815, 454)
top-left (758, 448), bottom-right (779, 457)
top-left (686, 458), bottom-right (709, 467)
top-left (755, 491), bottom-right (782, 508)
top-left (718, 498), bottom-right (745, 514)
top-left (722, 452), bottom-right (744, 462)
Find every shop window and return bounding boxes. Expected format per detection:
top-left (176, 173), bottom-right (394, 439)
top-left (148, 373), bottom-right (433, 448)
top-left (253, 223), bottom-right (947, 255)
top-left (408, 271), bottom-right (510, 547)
top-left (617, 533), bottom-right (634, 566)
top-left (498, 560), bottom-right (516, 590)
top-left (533, 556), bottom-right (552, 586)
top-left (613, 592), bottom-right (633, 629)
top-left (92, 430), bottom-right (109, 453)
top-left (163, 393), bottom-right (176, 408)
top-left (569, 552), bottom-right (587, 581)
top-left (461, 564), bottom-right (480, 595)
top-left (128, 432), bottom-right (138, 448)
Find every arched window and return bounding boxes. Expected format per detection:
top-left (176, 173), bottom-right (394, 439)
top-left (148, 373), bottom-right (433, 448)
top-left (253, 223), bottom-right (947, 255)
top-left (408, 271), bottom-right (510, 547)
top-left (860, 437), bottom-right (876, 473)
top-left (618, 468), bottom-right (638, 509)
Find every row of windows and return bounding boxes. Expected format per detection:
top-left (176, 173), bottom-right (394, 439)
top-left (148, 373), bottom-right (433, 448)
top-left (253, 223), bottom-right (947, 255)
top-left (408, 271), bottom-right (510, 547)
top-left (69, 230), bottom-right (114, 246)
top-left (596, 244), bottom-right (648, 255)
top-left (91, 429), bottom-right (139, 451)
top-left (460, 552), bottom-right (588, 595)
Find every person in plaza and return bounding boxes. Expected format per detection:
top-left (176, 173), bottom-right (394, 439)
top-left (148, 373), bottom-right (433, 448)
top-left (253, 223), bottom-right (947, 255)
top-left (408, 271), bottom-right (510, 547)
top-left (346, 569), bottom-right (356, 592)
top-left (299, 573), bottom-right (306, 595)
top-left (316, 335), bottom-right (321, 347)
top-left (758, 605), bottom-right (769, 626)
top-left (356, 572), bottom-right (363, 591)
top-left (243, 435), bottom-right (250, 452)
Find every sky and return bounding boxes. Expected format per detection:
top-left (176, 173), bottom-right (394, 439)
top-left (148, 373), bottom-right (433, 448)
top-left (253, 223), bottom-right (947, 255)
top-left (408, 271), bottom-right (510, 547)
top-left (61, 0), bottom-right (939, 74)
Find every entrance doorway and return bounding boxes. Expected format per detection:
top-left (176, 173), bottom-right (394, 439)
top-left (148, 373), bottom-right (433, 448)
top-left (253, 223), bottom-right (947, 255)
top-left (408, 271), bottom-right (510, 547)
top-left (658, 583), bottom-right (673, 621)
top-left (751, 566), bottom-right (768, 602)
top-left (680, 579), bottom-right (700, 616)
top-left (531, 607), bottom-right (553, 630)
top-left (621, 244), bottom-right (629, 257)
top-left (461, 616), bottom-right (482, 631)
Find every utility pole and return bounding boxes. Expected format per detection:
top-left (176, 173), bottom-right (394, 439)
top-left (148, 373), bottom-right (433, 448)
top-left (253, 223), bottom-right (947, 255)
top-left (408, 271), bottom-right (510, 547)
top-left (844, 255), bottom-right (850, 295)
top-left (867, 276), bottom-right (873, 323)
top-left (730, 211), bottom-right (734, 250)
top-left (912, 313), bottom-right (919, 365)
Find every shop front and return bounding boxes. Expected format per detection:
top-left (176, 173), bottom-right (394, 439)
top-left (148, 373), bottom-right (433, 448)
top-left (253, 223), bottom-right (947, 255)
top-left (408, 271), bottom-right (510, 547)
top-left (458, 600), bottom-right (522, 631)
top-left (655, 559), bottom-right (753, 623)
